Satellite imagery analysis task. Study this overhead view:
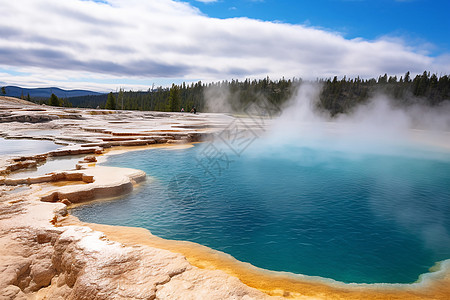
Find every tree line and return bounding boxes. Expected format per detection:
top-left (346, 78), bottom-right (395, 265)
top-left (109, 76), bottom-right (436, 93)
top-left (63, 78), bottom-right (296, 112)
top-left (24, 71), bottom-right (450, 116)
top-left (318, 71), bottom-right (450, 115)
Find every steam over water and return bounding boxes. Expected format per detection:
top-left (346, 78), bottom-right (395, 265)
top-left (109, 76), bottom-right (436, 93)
top-left (72, 84), bottom-right (450, 284)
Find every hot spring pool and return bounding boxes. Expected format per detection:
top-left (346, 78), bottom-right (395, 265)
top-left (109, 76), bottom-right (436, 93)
top-left (71, 141), bottom-right (450, 284)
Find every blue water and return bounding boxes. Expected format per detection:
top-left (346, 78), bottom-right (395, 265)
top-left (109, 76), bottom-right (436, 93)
top-left (71, 141), bottom-right (450, 284)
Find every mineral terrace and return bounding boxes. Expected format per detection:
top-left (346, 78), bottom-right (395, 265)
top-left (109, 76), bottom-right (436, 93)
top-left (1, 96), bottom-right (449, 300)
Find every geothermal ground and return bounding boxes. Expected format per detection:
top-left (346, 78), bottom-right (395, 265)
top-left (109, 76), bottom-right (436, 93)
top-left (0, 96), bottom-right (449, 300)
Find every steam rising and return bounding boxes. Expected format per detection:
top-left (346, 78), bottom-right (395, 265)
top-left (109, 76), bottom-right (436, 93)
top-left (204, 81), bottom-right (450, 255)
top-left (261, 82), bottom-right (450, 156)
top-left (203, 80), bottom-right (450, 156)
top-left (204, 84), bottom-right (233, 113)
top-left (244, 83), bottom-right (450, 257)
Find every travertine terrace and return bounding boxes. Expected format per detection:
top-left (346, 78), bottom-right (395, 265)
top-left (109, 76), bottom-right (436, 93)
top-left (0, 96), bottom-right (271, 299)
top-left (1, 96), bottom-right (449, 300)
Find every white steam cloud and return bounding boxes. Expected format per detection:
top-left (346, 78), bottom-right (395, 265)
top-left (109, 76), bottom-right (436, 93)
top-left (204, 84), bottom-right (234, 113)
top-left (264, 83), bottom-right (450, 156)
top-left (248, 84), bottom-right (450, 257)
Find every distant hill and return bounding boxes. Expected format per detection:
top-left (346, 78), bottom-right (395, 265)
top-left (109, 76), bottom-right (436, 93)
top-left (1, 86), bottom-right (103, 98)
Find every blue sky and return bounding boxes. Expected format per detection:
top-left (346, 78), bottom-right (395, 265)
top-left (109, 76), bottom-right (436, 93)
top-left (188, 0), bottom-right (449, 56)
top-left (0, 0), bottom-right (448, 91)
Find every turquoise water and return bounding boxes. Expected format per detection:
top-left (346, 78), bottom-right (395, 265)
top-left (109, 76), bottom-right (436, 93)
top-left (71, 140), bottom-right (450, 284)
top-left (0, 137), bottom-right (60, 155)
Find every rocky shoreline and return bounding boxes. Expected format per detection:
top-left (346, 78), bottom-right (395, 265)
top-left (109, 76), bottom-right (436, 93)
top-left (0, 97), bottom-right (275, 299)
top-left (1, 96), bottom-right (449, 299)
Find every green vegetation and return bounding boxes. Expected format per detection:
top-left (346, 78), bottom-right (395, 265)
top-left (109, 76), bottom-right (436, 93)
top-left (105, 92), bottom-right (116, 110)
top-left (29, 71), bottom-right (450, 116)
top-left (168, 84), bottom-right (181, 112)
top-left (319, 71), bottom-right (450, 115)
top-left (45, 93), bottom-right (72, 107)
top-left (48, 93), bottom-right (60, 106)
top-left (69, 78), bottom-right (293, 112)
top-left (1, 87), bottom-right (5, 95)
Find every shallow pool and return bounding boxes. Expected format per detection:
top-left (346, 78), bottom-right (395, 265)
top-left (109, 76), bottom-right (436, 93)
top-left (8, 155), bottom-right (84, 178)
top-left (71, 139), bottom-right (450, 284)
top-left (0, 137), bottom-right (61, 156)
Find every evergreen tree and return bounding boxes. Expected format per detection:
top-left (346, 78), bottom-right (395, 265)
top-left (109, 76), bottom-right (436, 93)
top-left (105, 92), bottom-right (116, 110)
top-left (404, 71), bottom-right (411, 83)
top-left (60, 98), bottom-right (73, 107)
top-left (118, 88), bottom-right (124, 110)
top-left (67, 71), bottom-right (450, 114)
top-left (378, 74), bottom-right (388, 84)
top-left (49, 93), bottom-right (60, 106)
top-left (1, 87), bottom-right (5, 95)
top-left (168, 84), bottom-right (181, 111)
top-left (26, 93), bottom-right (31, 102)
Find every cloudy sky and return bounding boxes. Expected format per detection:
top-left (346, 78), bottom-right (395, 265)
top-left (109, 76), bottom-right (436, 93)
top-left (0, 0), bottom-right (449, 92)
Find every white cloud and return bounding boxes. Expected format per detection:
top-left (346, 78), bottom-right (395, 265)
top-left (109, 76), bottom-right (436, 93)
top-left (0, 0), bottom-right (447, 91)
top-left (194, 0), bottom-right (218, 3)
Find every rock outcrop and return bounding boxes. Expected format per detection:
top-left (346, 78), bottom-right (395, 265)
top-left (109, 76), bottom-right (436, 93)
top-left (37, 167), bottom-right (146, 203)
